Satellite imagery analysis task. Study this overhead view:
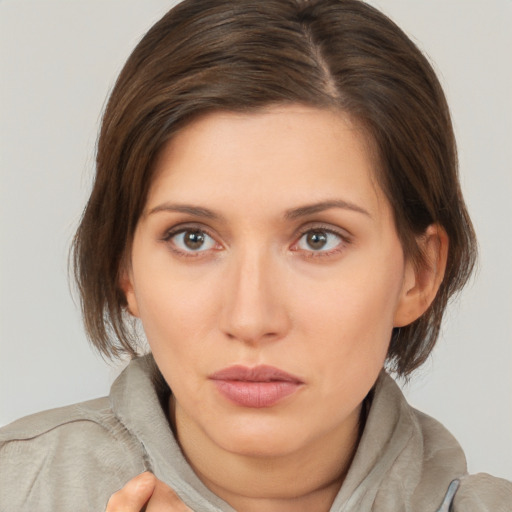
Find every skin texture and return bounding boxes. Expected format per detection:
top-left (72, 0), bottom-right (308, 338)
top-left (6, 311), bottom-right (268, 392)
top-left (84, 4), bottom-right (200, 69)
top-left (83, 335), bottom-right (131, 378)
top-left (120, 105), bottom-right (447, 512)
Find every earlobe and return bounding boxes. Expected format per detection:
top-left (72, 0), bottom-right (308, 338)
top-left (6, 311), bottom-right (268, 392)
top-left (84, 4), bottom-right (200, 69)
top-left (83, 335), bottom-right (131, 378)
top-left (393, 224), bottom-right (449, 327)
top-left (119, 267), bottom-right (140, 318)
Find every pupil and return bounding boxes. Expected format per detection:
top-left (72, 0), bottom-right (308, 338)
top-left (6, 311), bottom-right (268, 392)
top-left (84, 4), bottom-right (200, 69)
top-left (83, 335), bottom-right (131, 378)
top-left (307, 231), bottom-right (327, 250)
top-left (184, 231), bottom-right (205, 250)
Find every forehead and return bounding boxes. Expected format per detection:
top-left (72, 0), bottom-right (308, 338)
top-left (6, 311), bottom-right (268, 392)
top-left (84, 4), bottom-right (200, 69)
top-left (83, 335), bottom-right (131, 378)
top-left (146, 105), bottom-right (388, 221)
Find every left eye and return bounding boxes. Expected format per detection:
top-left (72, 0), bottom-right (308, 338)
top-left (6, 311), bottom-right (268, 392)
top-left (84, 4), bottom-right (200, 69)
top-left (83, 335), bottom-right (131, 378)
top-left (170, 229), bottom-right (217, 252)
top-left (296, 229), bottom-right (343, 252)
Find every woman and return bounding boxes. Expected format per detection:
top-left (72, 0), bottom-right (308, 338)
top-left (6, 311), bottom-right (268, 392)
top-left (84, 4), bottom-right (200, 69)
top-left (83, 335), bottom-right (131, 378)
top-left (1, 0), bottom-right (510, 511)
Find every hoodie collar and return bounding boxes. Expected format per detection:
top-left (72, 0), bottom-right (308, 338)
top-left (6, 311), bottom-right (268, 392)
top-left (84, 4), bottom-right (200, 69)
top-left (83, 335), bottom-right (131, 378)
top-left (110, 356), bottom-right (466, 512)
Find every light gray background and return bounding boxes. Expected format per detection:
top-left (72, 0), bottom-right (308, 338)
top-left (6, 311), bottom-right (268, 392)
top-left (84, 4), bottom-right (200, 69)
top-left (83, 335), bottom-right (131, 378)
top-left (1, 0), bottom-right (511, 480)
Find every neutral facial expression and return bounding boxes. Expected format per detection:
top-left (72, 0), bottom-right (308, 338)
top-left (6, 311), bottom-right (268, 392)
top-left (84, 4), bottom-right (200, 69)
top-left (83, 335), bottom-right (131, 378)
top-left (123, 105), bottom-right (416, 459)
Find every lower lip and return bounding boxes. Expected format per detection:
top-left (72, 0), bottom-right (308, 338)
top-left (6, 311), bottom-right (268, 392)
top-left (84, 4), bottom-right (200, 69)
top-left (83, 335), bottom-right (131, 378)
top-left (212, 380), bottom-right (302, 408)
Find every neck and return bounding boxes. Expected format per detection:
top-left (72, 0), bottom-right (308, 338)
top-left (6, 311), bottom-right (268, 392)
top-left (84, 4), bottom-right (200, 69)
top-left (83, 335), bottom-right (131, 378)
top-left (173, 400), bottom-right (362, 512)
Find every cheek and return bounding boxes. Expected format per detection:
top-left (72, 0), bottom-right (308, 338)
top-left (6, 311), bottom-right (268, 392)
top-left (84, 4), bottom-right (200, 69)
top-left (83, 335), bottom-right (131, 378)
top-left (299, 262), bottom-right (403, 332)
top-left (133, 276), bottom-right (217, 403)
top-left (293, 253), bottom-right (405, 374)
top-left (132, 259), bottom-right (220, 355)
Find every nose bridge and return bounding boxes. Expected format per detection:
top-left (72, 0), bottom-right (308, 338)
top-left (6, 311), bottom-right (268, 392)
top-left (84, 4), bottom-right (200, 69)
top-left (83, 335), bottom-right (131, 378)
top-left (220, 243), bottom-right (288, 344)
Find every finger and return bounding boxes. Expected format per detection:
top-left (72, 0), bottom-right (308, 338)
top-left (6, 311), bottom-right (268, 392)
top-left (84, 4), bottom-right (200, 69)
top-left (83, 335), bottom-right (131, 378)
top-left (106, 471), bottom-right (157, 511)
top-left (146, 478), bottom-right (194, 512)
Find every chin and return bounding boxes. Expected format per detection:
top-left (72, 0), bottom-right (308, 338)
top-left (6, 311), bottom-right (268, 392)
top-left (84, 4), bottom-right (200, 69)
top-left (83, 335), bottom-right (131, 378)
top-left (210, 417), bottom-right (310, 458)
top-left (223, 436), bottom-right (301, 458)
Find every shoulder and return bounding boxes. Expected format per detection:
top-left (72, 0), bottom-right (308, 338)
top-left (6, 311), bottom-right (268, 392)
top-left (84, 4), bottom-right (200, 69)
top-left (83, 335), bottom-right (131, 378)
top-left (451, 473), bottom-right (512, 512)
top-left (0, 398), bottom-right (147, 512)
top-left (397, 395), bottom-right (512, 511)
top-left (411, 407), bottom-right (468, 464)
top-left (0, 396), bottom-right (143, 459)
top-left (1, 396), bottom-right (112, 440)
top-left (408, 408), bottom-right (512, 510)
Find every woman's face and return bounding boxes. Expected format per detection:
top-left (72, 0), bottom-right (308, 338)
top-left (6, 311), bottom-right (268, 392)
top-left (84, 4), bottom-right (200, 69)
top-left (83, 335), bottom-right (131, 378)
top-left (123, 105), bottom-right (416, 459)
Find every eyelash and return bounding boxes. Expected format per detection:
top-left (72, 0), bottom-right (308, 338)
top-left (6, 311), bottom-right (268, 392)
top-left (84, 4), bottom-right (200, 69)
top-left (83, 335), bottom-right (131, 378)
top-left (161, 224), bottom-right (220, 259)
top-left (292, 224), bottom-right (351, 259)
top-left (160, 223), bottom-right (351, 259)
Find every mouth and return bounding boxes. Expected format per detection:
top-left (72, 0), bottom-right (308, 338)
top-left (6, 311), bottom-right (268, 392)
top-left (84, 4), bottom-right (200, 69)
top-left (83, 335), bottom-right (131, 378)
top-left (209, 365), bottom-right (304, 408)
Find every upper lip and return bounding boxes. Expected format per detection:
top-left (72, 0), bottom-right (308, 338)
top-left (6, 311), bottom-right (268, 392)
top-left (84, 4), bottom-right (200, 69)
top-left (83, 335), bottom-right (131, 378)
top-left (209, 365), bottom-right (304, 383)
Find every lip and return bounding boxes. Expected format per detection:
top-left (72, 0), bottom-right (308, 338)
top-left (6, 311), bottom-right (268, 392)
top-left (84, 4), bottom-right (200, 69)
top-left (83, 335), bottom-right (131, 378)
top-left (209, 365), bottom-right (304, 408)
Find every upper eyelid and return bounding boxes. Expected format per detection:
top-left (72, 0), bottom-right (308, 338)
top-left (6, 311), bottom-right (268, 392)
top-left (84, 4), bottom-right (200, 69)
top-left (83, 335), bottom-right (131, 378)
top-left (294, 230), bottom-right (346, 248)
top-left (161, 226), bottom-right (220, 257)
top-left (291, 224), bottom-right (352, 255)
top-left (161, 224), bottom-right (221, 254)
top-left (161, 222), bottom-right (217, 240)
top-left (294, 222), bottom-right (352, 240)
top-left (159, 222), bottom-right (352, 247)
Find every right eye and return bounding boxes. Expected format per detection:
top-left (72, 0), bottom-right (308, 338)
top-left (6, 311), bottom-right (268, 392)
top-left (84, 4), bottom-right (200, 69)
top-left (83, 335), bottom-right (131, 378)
top-left (167, 229), bottom-right (218, 253)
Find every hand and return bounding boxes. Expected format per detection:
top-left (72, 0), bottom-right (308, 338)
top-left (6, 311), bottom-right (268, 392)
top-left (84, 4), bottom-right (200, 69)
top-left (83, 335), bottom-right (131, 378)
top-left (106, 471), bottom-right (193, 511)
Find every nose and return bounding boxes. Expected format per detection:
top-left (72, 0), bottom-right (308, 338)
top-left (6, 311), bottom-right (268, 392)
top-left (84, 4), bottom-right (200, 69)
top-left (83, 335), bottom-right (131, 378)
top-left (219, 247), bottom-right (291, 345)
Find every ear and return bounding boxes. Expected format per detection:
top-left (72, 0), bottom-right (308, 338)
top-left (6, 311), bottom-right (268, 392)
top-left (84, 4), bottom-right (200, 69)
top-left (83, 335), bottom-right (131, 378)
top-left (119, 265), bottom-right (140, 318)
top-left (393, 224), bottom-right (449, 327)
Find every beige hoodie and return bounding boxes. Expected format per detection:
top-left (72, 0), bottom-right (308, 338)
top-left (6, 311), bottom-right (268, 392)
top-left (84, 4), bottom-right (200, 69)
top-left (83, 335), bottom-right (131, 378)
top-left (1, 356), bottom-right (510, 511)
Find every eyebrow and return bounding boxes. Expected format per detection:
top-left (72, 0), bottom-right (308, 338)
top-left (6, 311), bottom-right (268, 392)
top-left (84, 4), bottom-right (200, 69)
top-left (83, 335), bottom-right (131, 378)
top-left (284, 200), bottom-right (371, 219)
top-left (147, 203), bottom-right (223, 220)
top-left (147, 199), bottom-right (371, 221)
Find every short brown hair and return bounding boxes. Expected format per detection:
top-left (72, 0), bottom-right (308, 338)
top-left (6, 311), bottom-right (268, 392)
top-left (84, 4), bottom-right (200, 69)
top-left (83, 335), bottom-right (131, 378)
top-left (72, 0), bottom-right (477, 376)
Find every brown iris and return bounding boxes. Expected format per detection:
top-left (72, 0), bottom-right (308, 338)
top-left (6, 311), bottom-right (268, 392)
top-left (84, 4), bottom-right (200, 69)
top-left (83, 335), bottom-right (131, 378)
top-left (306, 231), bottom-right (328, 250)
top-left (183, 230), bottom-right (206, 250)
